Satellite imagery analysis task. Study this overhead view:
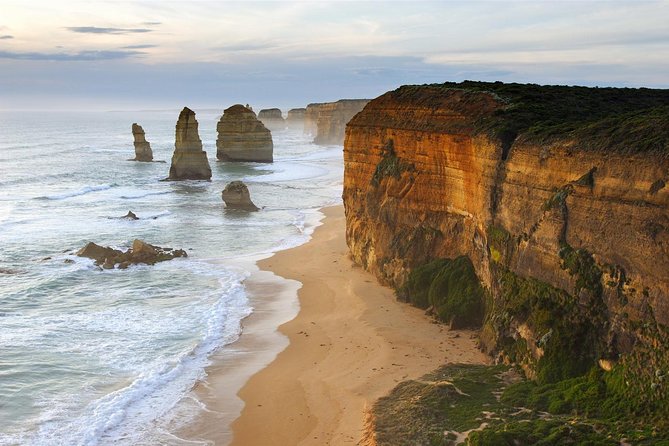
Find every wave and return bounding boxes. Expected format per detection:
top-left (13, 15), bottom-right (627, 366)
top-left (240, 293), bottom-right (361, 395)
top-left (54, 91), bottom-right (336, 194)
top-left (119, 191), bottom-right (170, 200)
top-left (35, 184), bottom-right (117, 201)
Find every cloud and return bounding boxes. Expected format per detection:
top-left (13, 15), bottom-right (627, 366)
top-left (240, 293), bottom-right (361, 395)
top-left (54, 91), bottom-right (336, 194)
top-left (66, 26), bottom-right (152, 35)
top-left (214, 42), bottom-right (280, 53)
top-left (142, 22), bottom-right (162, 26)
top-left (0, 49), bottom-right (144, 61)
top-left (0, 35), bottom-right (13, 39)
top-left (121, 44), bottom-right (157, 49)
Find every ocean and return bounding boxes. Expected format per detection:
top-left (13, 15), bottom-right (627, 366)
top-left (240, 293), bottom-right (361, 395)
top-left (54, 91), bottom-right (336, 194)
top-left (0, 110), bottom-right (343, 445)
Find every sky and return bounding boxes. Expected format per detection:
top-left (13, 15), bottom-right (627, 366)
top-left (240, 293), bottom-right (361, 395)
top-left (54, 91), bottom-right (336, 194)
top-left (0, 0), bottom-right (668, 111)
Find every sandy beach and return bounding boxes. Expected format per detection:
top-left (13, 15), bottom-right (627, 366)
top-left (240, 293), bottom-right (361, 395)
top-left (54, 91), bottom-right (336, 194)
top-left (185, 205), bottom-right (488, 445)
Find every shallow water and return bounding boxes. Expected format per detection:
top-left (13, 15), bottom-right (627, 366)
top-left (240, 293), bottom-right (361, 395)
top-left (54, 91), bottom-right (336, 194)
top-left (0, 110), bottom-right (342, 445)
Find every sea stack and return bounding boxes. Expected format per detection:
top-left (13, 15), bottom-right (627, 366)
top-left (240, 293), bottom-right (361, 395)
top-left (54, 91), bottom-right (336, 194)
top-left (258, 108), bottom-right (285, 130)
top-left (286, 108), bottom-right (306, 130)
top-left (308, 99), bottom-right (370, 145)
top-left (131, 123), bottom-right (153, 162)
top-left (167, 107), bottom-right (212, 180)
top-left (216, 104), bottom-right (273, 162)
top-left (221, 181), bottom-right (259, 211)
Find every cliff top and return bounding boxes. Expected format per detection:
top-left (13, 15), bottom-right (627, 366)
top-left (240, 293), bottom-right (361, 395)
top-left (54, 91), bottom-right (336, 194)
top-left (382, 81), bottom-right (669, 155)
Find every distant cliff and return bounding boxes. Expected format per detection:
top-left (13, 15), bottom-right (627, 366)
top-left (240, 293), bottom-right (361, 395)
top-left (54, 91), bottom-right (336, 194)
top-left (343, 82), bottom-right (669, 416)
top-left (305, 99), bottom-right (369, 145)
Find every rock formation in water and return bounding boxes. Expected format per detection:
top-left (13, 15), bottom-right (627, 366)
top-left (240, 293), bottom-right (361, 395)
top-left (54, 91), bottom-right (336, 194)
top-left (131, 123), bottom-right (153, 162)
top-left (221, 181), bottom-right (259, 211)
top-left (77, 239), bottom-right (187, 269)
top-left (216, 104), bottom-right (273, 162)
top-left (286, 108), bottom-right (306, 130)
top-left (305, 99), bottom-right (369, 145)
top-left (121, 211), bottom-right (139, 220)
top-left (258, 108), bottom-right (285, 130)
top-left (167, 107), bottom-right (212, 180)
top-left (344, 81), bottom-right (669, 417)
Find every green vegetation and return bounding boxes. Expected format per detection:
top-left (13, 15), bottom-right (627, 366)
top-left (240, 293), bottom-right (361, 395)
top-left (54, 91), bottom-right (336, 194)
top-left (371, 139), bottom-right (414, 186)
top-left (397, 256), bottom-right (485, 328)
top-left (394, 81), bottom-right (669, 155)
top-left (486, 225), bottom-right (511, 264)
top-left (558, 243), bottom-right (603, 297)
top-left (372, 364), bottom-right (669, 446)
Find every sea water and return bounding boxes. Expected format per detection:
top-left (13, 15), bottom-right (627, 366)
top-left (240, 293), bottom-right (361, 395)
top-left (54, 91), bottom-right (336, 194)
top-left (0, 110), bottom-right (343, 445)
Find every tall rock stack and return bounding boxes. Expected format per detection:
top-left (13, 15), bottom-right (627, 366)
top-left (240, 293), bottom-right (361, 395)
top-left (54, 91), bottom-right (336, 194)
top-left (258, 108), bottom-right (285, 130)
top-left (286, 108), bottom-right (306, 130)
top-left (216, 104), bottom-right (273, 162)
top-left (131, 123), bottom-right (153, 162)
top-left (167, 107), bottom-right (212, 180)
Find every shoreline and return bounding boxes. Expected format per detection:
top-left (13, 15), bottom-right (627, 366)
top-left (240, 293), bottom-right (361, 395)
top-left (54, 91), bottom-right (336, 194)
top-left (183, 205), bottom-right (487, 445)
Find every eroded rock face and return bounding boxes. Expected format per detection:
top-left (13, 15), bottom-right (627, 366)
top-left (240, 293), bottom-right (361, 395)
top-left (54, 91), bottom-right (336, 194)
top-left (76, 240), bottom-right (187, 268)
top-left (286, 108), bottom-right (306, 130)
top-left (258, 108), bottom-right (285, 130)
top-left (221, 181), bottom-right (259, 211)
top-left (216, 105), bottom-right (273, 162)
top-left (306, 99), bottom-right (370, 145)
top-left (168, 107), bottom-right (212, 180)
top-left (344, 83), bottom-right (669, 399)
top-left (131, 123), bottom-right (153, 162)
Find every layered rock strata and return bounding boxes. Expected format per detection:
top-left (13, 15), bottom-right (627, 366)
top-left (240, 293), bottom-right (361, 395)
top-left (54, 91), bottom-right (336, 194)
top-left (168, 107), bottom-right (212, 180)
top-left (221, 181), bottom-right (259, 211)
top-left (216, 104), bottom-right (273, 162)
top-left (131, 123), bottom-right (153, 161)
top-left (258, 108), bottom-right (285, 130)
top-left (344, 82), bottom-right (669, 409)
top-left (307, 99), bottom-right (370, 145)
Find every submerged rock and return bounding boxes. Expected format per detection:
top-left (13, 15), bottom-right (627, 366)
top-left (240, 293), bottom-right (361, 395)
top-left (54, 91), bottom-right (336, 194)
top-left (216, 104), bottom-right (273, 162)
top-left (258, 108), bottom-right (285, 130)
top-left (131, 123), bottom-right (153, 162)
top-left (76, 240), bottom-right (187, 269)
top-left (167, 107), bottom-right (212, 180)
top-left (221, 181), bottom-right (259, 211)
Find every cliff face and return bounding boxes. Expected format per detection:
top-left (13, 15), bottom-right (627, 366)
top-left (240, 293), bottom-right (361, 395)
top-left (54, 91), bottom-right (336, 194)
top-left (344, 83), bottom-right (669, 405)
top-left (258, 108), bottom-right (285, 131)
top-left (216, 104), bottom-right (273, 163)
top-left (306, 99), bottom-right (370, 145)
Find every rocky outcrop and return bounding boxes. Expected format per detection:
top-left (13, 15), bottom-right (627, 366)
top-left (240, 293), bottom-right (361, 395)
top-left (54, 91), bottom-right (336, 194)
top-left (286, 108), bottom-right (306, 130)
top-left (306, 99), bottom-right (370, 145)
top-left (77, 239), bottom-right (187, 269)
top-left (121, 211), bottom-right (139, 220)
top-left (131, 123), bottom-right (153, 161)
top-left (216, 104), bottom-right (273, 162)
top-left (221, 181), bottom-right (259, 211)
top-left (258, 108), bottom-right (285, 130)
top-left (344, 82), bottom-right (669, 409)
top-left (167, 107), bottom-right (212, 180)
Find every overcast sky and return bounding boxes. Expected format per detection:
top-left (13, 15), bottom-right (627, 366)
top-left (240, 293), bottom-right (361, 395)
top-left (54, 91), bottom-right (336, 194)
top-left (0, 0), bottom-right (667, 110)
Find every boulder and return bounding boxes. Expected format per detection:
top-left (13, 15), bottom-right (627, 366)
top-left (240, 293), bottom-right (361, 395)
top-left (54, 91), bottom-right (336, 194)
top-left (167, 107), bottom-right (212, 180)
top-left (131, 123), bottom-right (153, 162)
top-left (216, 105), bottom-right (273, 162)
top-left (221, 181), bottom-right (259, 211)
top-left (76, 240), bottom-right (187, 269)
top-left (258, 108), bottom-right (285, 130)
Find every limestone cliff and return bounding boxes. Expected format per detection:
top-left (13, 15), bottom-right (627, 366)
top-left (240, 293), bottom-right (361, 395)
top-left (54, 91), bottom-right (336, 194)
top-left (216, 104), bottom-right (273, 163)
top-left (131, 123), bottom-right (153, 162)
top-left (286, 108), bottom-right (306, 130)
top-left (168, 107), bottom-right (212, 180)
top-left (258, 108), bottom-right (285, 130)
top-left (344, 82), bottom-right (669, 410)
top-left (306, 99), bottom-right (370, 145)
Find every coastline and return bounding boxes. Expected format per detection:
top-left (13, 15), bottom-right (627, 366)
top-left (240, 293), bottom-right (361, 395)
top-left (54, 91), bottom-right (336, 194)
top-left (183, 205), bottom-right (488, 445)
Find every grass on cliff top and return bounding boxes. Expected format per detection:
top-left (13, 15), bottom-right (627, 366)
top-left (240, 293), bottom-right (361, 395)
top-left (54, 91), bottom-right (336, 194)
top-left (395, 81), bottom-right (669, 155)
top-left (372, 364), bottom-right (669, 446)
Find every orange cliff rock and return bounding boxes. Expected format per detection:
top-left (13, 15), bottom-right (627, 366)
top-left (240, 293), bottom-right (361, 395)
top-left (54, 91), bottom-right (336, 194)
top-left (343, 82), bottom-right (669, 397)
top-left (305, 99), bottom-right (370, 145)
